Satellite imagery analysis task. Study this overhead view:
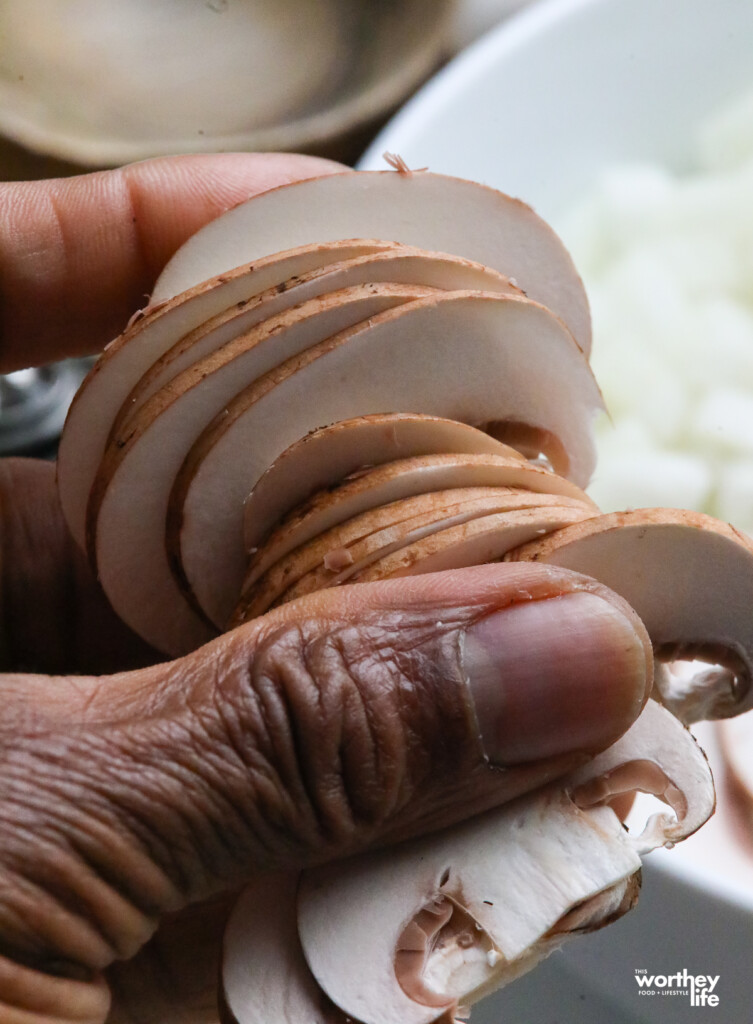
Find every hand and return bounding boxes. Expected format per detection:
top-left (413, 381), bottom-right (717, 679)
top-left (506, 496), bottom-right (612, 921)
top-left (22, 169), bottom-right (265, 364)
top-left (0, 155), bottom-right (653, 1024)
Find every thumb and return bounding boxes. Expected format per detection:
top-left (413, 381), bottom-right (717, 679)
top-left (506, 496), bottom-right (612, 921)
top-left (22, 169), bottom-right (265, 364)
top-left (0, 563), bottom-right (650, 989)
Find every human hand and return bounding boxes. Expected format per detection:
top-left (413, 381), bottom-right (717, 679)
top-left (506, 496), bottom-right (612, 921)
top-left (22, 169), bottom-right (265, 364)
top-left (0, 155), bottom-right (653, 1024)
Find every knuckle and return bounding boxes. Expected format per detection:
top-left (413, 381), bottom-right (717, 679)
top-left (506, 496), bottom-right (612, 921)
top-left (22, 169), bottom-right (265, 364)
top-left (0, 722), bottom-right (176, 976)
top-left (211, 612), bottom-right (474, 859)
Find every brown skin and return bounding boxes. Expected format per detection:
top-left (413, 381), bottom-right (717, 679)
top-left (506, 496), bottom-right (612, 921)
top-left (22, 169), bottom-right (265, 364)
top-left (0, 156), bottom-right (651, 1024)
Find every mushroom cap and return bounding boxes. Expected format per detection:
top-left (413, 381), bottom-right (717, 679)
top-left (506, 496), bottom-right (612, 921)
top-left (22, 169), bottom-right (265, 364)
top-left (346, 505), bottom-right (597, 584)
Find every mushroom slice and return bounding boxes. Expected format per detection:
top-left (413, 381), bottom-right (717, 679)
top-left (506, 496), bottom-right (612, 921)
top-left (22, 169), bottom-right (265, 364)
top-left (153, 170), bottom-right (592, 356)
top-left (173, 292), bottom-right (602, 633)
top-left (506, 508), bottom-right (753, 721)
top-left (236, 489), bottom-right (593, 621)
top-left (242, 487), bottom-right (524, 619)
top-left (569, 699), bottom-right (716, 852)
top-left (352, 505), bottom-right (596, 584)
top-left (244, 451), bottom-right (596, 600)
top-left (259, 492), bottom-right (596, 618)
top-left (243, 421), bottom-right (532, 563)
top-left (297, 796), bottom-right (640, 1024)
top-left (222, 874), bottom-right (349, 1024)
top-left (295, 700), bottom-right (713, 1024)
top-left (89, 284), bottom-right (434, 656)
top-left (58, 238), bottom-right (399, 550)
top-left (112, 247), bottom-right (520, 438)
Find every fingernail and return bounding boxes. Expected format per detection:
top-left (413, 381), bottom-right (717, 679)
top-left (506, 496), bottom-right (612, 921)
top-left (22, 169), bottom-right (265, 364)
top-left (461, 592), bottom-right (651, 765)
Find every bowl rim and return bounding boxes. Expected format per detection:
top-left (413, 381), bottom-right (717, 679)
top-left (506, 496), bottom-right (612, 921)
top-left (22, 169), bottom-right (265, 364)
top-left (0, 0), bottom-right (455, 164)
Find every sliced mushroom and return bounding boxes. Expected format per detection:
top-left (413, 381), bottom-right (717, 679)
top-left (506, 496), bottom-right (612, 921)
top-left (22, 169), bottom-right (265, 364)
top-left (58, 238), bottom-right (400, 550)
top-left (294, 701), bottom-right (711, 1024)
top-left (53, 162), bottom-right (748, 1024)
top-left (222, 874), bottom-right (349, 1024)
top-left (242, 414), bottom-right (525, 558)
top-left (506, 508), bottom-right (753, 720)
top-left (90, 284), bottom-right (435, 655)
top-left (173, 293), bottom-right (602, 636)
top-left (112, 247), bottom-right (520, 439)
top-left (351, 505), bottom-right (596, 584)
top-left (236, 489), bottom-right (595, 621)
top-left (297, 795), bottom-right (639, 1024)
top-left (152, 170), bottom-right (592, 357)
top-left (568, 699), bottom-right (715, 852)
top-left (279, 501), bottom-right (596, 609)
top-left (243, 447), bottom-right (596, 599)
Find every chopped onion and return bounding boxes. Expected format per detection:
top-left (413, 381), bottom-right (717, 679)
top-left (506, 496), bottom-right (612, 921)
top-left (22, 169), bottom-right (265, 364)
top-left (559, 87), bottom-right (753, 531)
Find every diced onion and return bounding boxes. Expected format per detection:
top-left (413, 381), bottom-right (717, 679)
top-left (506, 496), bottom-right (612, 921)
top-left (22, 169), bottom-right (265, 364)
top-left (559, 87), bottom-right (753, 533)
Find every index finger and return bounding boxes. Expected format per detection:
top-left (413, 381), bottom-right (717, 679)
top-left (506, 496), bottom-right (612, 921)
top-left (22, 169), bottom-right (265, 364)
top-left (0, 152), bottom-right (343, 373)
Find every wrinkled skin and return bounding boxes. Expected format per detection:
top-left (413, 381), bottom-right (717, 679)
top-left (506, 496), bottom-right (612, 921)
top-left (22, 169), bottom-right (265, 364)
top-left (0, 156), bottom-right (652, 1023)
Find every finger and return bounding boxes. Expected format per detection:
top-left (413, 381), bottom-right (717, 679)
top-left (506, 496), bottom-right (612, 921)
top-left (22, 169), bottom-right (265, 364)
top-left (0, 562), bottom-right (651, 1020)
top-left (0, 457), bottom-right (161, 673)
top-left (0, 152), bottom-right (343, 372)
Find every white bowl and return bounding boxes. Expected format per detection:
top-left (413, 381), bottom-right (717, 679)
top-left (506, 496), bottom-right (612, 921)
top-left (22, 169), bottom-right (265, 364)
top-left (361, 0), bottom-right (753, 219)
top-left (361, 0), bottom-right (753, 1020)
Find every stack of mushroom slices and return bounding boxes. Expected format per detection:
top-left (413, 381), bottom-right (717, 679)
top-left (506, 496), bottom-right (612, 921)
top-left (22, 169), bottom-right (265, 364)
top-left (57, 169), bottom-right (753, 1024)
